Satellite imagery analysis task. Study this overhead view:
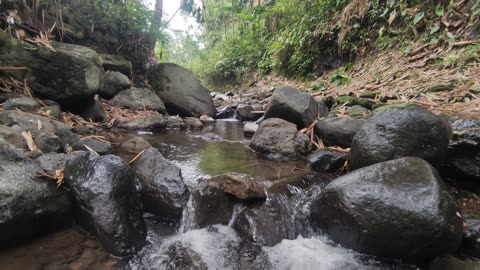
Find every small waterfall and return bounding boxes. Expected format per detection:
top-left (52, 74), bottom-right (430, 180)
top-left (228, 204), bottom-right (246, 227)
top-left (178, 195), bottom-right (195, 233)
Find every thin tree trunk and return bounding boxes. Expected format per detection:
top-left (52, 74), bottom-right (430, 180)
top-left (222, 0), bottom-right (226, 39)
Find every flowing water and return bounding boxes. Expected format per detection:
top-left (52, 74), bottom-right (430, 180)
top-left (0, 120), bottom-right (427, 269)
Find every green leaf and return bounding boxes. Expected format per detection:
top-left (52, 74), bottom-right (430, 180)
top-left (430, 25), bottom-right (441, 34)
top-left (414, 12), bottom-right (425, 25)
top-left (435, 6), bottom-right (445, 17)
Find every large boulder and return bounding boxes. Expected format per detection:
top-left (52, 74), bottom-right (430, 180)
top-left (109, 87), bottom-right (166, 113)
top-left (250, 118), bottom-right (312, 160)
top-left (311, 157), bottom-right (463, 261)
top-left (263, 87), bottom-right (328, 129)
top-left (0, 32), bottom-right (101, 105)
top-left (131, 148), bottom-right (189, 221)
top-left (307, 149), bottom-right (347, 173)
top-left (118, 114), bottom-right (168, 131)
top-left (3, 97), bottom-right (40, 111)
top-left (444, 119), bottom-right (480, 192)
top-left (349, 106), bottom-right (451, 170)
top-left (72, 137), bottom-right (113, 155)
top-left (0, 110), bottom-right (70, 136)
top-left (64, 152), bottom-right (146, 256)
top-left (75, 100), bottom-right (107, 123)
top-left (0, 138), bottom-right (72, 248)
top-left (148, 63), bottom-right (215, 117)
top-left (314, 117), bottom-right (366, 148)
top-left (460, 218), bottom-right (480, 259)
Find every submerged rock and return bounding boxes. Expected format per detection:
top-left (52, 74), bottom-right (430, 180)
top-left (119, 136), bottom-right (151, 153)
top-left (149, 63), bottom-right (215, 117)
top-left (264, 87), bottom-right (328, 129)
top-left (216, 106), bottom-right (236, 119)
top-left (64, 151), bottom-right (146, 256)
top-left (250, 118), bottom-right (312, 160)
top-left (166, 116), bottom-right (187, 129)
top-left (3, 97), bottom-right (40, 111)
top-left (349, 106), bottom-right (451, 170)
top-left (73, 137), bottom-right (113, 155)
top-left (109, 87), bottom-right (166, 113)
top-left (311, 157), bottom-right (463, 261)
top-left (314, 117), bottom-right (365, 148)
top-left (0, 138), bottom-right (72, 248)
top-left (184, 117), bottom-right (204, 129)
top-left (307, 149), bottom-right (347, 173)
top-left (131, 148), bottom-right (189, 221)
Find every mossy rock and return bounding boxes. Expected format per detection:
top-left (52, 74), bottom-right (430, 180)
top-left (372, 103), bottom-right (418, 114)
top-left (359, 91), bottom-right (380, 99)
top-left (335, 96), bottom-right (374, 109)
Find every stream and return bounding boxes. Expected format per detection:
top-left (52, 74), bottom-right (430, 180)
top-left (0, 120), bottom-right (426, 270)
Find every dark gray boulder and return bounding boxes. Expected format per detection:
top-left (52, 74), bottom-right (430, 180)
top-left (100, 71), bottom-right (132, 99)
top-left (73, 137), bottom-right (113, 155)
top-left (460, 218), bottom-right (480, 259)
top-left (54, 128), bottom-right (78, 149)
top-left (35, 153), bottom-right (67, 175)
top-left (0, 31), bottom-right (101, 105)
top-left (64, 151), bottom-right (146, 256)
top-left (216, 106), bottom-right (236, 119)
top-left (311, 157), bottom-right (463, 261)
top-left (35, 131), bottom-right (63, 153)
top-left (0, 124), bottom-right (26, 149)
top-left (99, 54), bottom-right (132, 77)
top-left (39, 105), bottom-right (61, 119)
top-left (166, 116), bottom-right (187, 129)
top-left (118, 114), bottom-right (167, 131)
top-left (307, 149), bottom-right (347, 172)
top-left (109, 87), bottom-right (166, 113)
top-left (149, 63), bottom-right (215, 117)
top-left (243, 122), bottom-right (258, 136)
top-left (208, 173), bottom-right (266, 200)
top-left (131, 148), bottom-right (189, 221)
top-left (0, 138), bottom-right (72, 248)
top-left (314, 117), bottom-right (366, 148)
top-left (250, 118), bottom-right (313, 160)
top-left (444, 119), bottom-right (480, 191)
top-left (3, 97), bottom-right (40, 111)
top-left (349, 106), bottom-right (451, 170)
top-left (263, 87), bottom-right (328, 129)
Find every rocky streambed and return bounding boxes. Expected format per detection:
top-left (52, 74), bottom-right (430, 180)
top-left (1, 30), bottom-right (480, 270)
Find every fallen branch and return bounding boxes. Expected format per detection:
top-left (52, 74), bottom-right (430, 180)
top-left (452, 40), bottom-right (480, 47)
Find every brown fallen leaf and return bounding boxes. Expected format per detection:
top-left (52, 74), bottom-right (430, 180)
top-left (21, 130), bottom-right (41, 153)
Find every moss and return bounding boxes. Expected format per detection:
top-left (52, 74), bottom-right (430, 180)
top-left (372, 103), bottom-right (418, 113)
top-left (335, 96), bottom-right (375, 109)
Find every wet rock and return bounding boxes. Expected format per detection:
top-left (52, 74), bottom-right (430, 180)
top-left (0, 110), bottom-right (70, 136)
top-left (64, 151), bottom-right (146, 256)
top-left (35, 153), bottom-right (67, 175)
top-left (35, 131), bottom-right (63, 153)
top-left (243, 122), bottom-right (258, 136)
top-left (460, 218), bottom-right (480, 259)
top-left (119, 137), bottom-right (151, 153)
top-left (76, 100), bottom-right (107, 123)
top-left (349, 106), bottom-right (451, 170)
top-left (216, 106), bottom-right (236, 119)
top-left (0, 138), bottom-right (72, 248)
top-left (237, 104), bottom-right (263, 121)
top-left (234, 194), bottom-right (300, 246)
top-left (73, 137), bottom-right (113, 155)
top-left (184, 117), bottom-right (204, 129)
top-left (54, 128), bottom-right (78, 149)
top-left (311, 157), bottom-right (463, 261)
top-left (200, 133), bottom-right (224, 142)
top-left (429, 256), bottom-right (480, 270)
top-left (3, 97), bottom-right (40, 111)
top-left (99, 54), bottom-right (132, 77)
top-left (314, 117), bottom-right (366, 148)
top-left (208, 173), bottom-right (266, 200)
top-left (72, 126), bottom-right (96, 135)
top-left (131, 148), bottom-right (189, 221)
top-left (444, 119), bottom-right (480, 191)
top-left (118, 114), bottom-right (167, 131)
top-left (186, 183), bottom-right (234, 229)
top-left (307, 149), bottom-right (347, 172)
top-left (0, 124), bottom-right (26, 149)
top-left (250, 118), bottom-right (312, 160)
top-left (109, 87), bottom-right (166, 112)
top-left (100, 71), bottom-right (132, 99)
top-left (264, 87), bottom-right (328, 129)
top-left (165, 116), bottom-right (187, 129)
top-left (149, 63), bottom-right (215, 117)
top-left (165, 242), bottom-right (208, 270)
top-left (0, 33), bottom-right (101, 105)
top-left (199, 115), bottom-right (215, 124)
top-left (39, 105), bottom-right (61, 119)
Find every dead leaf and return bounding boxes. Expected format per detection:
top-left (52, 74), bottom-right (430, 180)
top-left (21, 130), bottom-right (41, 152)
